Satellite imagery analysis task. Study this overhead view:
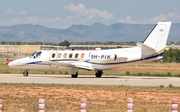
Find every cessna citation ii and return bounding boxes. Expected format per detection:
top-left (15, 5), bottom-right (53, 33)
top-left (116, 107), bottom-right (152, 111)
top-left (8, 21), bottom-right (172, 78)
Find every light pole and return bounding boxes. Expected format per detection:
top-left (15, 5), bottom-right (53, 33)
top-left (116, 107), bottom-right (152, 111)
top-left (17, 42), bottom-right (20, 59)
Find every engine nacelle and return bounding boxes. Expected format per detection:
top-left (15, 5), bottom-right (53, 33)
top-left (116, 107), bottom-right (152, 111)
top-left (90, 52), bottom-right (116, 63)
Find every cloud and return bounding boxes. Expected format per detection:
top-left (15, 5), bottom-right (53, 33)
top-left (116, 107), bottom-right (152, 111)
top-left (3, 8), bottom-right (13, 15)
top-left (119, 11), bottom-right (180, 25)
top-left (119, 16), bottom-right (132, 22)
top-left (149, 14), bottom-right (167, 23)
top-left (47, 17), bottom-right (61, 22)
top-left (24, 15), bottom-right (43, 24)
top-left (0, 6), bottom-right (115, 28)
top-left (149, 12), bottom-right (180, 23)
top-left (174, 7), bottom-right (178, 11)
top-left (44, 4), bottom-right (115, 28)
top-left (19, 10), bottom-right (29, 16)
top-left (64, 3), bottom-right (114, 20)
top-left (2, 8), bottom-right (31, 17)
top-left (0, 9), bottom-right (43, 26)
top-left (119, 16), bottom-right (139, 24)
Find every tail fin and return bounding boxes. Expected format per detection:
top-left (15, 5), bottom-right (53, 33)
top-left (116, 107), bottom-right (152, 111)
top-left (142, 21), bottom-right (172, 51)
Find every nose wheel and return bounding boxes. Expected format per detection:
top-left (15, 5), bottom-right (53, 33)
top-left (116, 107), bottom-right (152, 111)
top-left (95, 71), bottom-right (103, 78)
top-left (23, 71), bottom-right (29, 77)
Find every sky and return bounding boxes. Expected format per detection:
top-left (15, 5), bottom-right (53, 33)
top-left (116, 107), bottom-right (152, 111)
top-left (0, 0), bottom-right (180, 28)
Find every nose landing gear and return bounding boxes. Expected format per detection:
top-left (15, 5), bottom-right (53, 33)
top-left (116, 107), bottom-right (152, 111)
top-left (23, 70), bottom-right (29, 77)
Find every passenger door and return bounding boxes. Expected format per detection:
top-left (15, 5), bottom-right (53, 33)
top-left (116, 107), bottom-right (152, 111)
top-left (49, 51), bottom-right (58, 68)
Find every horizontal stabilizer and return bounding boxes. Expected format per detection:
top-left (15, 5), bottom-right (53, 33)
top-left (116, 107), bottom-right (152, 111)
top-left (137, 42), bottom-right (156, 52)
top-left (136, 42), bottom-right (157, 56)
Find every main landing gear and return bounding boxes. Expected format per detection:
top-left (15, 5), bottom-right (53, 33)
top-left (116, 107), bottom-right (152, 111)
top-left (23, 70), bottom-right (29, 77)
top-left (71, 72), bottom-right (78, 78)
top-left (71, 67), bottom-right (79, 78)
top-left (95, 71), bottom-right (103, 78)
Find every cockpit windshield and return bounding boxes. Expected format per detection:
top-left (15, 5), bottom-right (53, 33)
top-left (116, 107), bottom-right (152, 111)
top-left (29, 51), bottom-right (42, 58)
top-left (29, 51), bottom-right (37, 58)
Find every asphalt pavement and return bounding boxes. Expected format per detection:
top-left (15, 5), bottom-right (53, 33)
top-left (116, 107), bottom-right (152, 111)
top-left (0, 74), bottom-right (179, 87)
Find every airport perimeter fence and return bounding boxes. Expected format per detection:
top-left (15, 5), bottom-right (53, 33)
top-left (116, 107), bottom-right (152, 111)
top-left (0, 98), bottom-right (179, 112)
top-left (0, 52), bottom-right (31, 58)
top-left (0, 52), bottom-right (31, 64)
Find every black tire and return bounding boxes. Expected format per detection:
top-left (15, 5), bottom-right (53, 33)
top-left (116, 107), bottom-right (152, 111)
top-left (95, 71), bottom-right (102, 78)
top-left (71, 72), bottom-right (78, 78)
top-left (23, 71), bottom-right (29, 77)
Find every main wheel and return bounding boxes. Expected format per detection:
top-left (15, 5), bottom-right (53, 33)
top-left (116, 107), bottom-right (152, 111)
top-left (71, 72), bottom-right (78, 78)
top-left (23, 71), bottom-right (29, 77)
top-left (95, 71), bottom-right (102, 78)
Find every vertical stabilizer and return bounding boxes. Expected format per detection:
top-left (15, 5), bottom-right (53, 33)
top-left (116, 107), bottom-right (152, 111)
top-left (143, 22), bottom-right (172, 51)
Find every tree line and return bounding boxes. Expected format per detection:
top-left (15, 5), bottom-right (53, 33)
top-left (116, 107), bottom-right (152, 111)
top-left (0, 41), bottom-right (138, 46)
top-left (162, 47), bottom-right (180, 63)
top-left (1, 41), bottom-right (180, 46)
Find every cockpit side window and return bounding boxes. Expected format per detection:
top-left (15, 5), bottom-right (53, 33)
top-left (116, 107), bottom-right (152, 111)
top-left (35, 51), bottom-right (42, 58)
top-left (29, 51), bottom-right (42, 58)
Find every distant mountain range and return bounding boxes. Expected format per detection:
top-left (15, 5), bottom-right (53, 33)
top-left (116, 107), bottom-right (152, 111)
top-left (0, 22), bottom-right (179, 42)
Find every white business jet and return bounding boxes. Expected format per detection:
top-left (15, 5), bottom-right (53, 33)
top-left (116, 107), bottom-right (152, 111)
top-left (8, 21), bottom-right (172, 78)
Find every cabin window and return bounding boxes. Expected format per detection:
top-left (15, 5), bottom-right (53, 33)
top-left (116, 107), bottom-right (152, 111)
top-left (69, 53), bottom-right (73, 58)
top-left (75, 53), bottom-right (79, 58)
top-left (63, 53), bottom-right (67, 58)
top-left (58, 53), bottom-right (62, 58)
top-left (52, 53), bottom-right (56, 58)
top-left (81, 53), bottom-right (85, 58)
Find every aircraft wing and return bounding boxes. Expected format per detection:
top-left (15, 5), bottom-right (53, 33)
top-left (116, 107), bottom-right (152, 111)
top-left (117, 57), bottom-right (128, 62)
top-left (43, 61), bottom-right (75, 67)
top-left (43, 61), bottom-right (94, 70)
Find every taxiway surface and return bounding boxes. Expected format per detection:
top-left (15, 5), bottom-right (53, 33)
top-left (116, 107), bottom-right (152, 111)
top-left (0, 74), bottom-right (179, 87)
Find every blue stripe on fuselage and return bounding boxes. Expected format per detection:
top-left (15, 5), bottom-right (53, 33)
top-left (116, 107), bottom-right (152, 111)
top-left (25, 59), bottom-right (79, 65)
top-left (85, 51), bottom-right (164, 65)
top-left (25, 52), bottom-right (163, 66)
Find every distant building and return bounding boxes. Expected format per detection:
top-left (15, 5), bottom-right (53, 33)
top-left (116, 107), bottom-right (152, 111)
top-left (40, 45), bottom-right (66, 50)
top-left (0, 45), bottom-right (40, 53)
top-left (0, 45), bottom-right (130, 53)
top-left (1, 45), bottom-right (180, 54)
top-left (1, 44), bottom-right (179, 58)
top-left (165, 45), bottom-right (180, 50)
top-left (0, 45), bottom-right (40, 58)
top-left (67, 45), bottom-right (130, 51)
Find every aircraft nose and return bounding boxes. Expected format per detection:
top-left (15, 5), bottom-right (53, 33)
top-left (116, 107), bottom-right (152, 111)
top-left (8, 61), bottom-right (15, 68)
top-left (8, 57), bottom-right (27, 68)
